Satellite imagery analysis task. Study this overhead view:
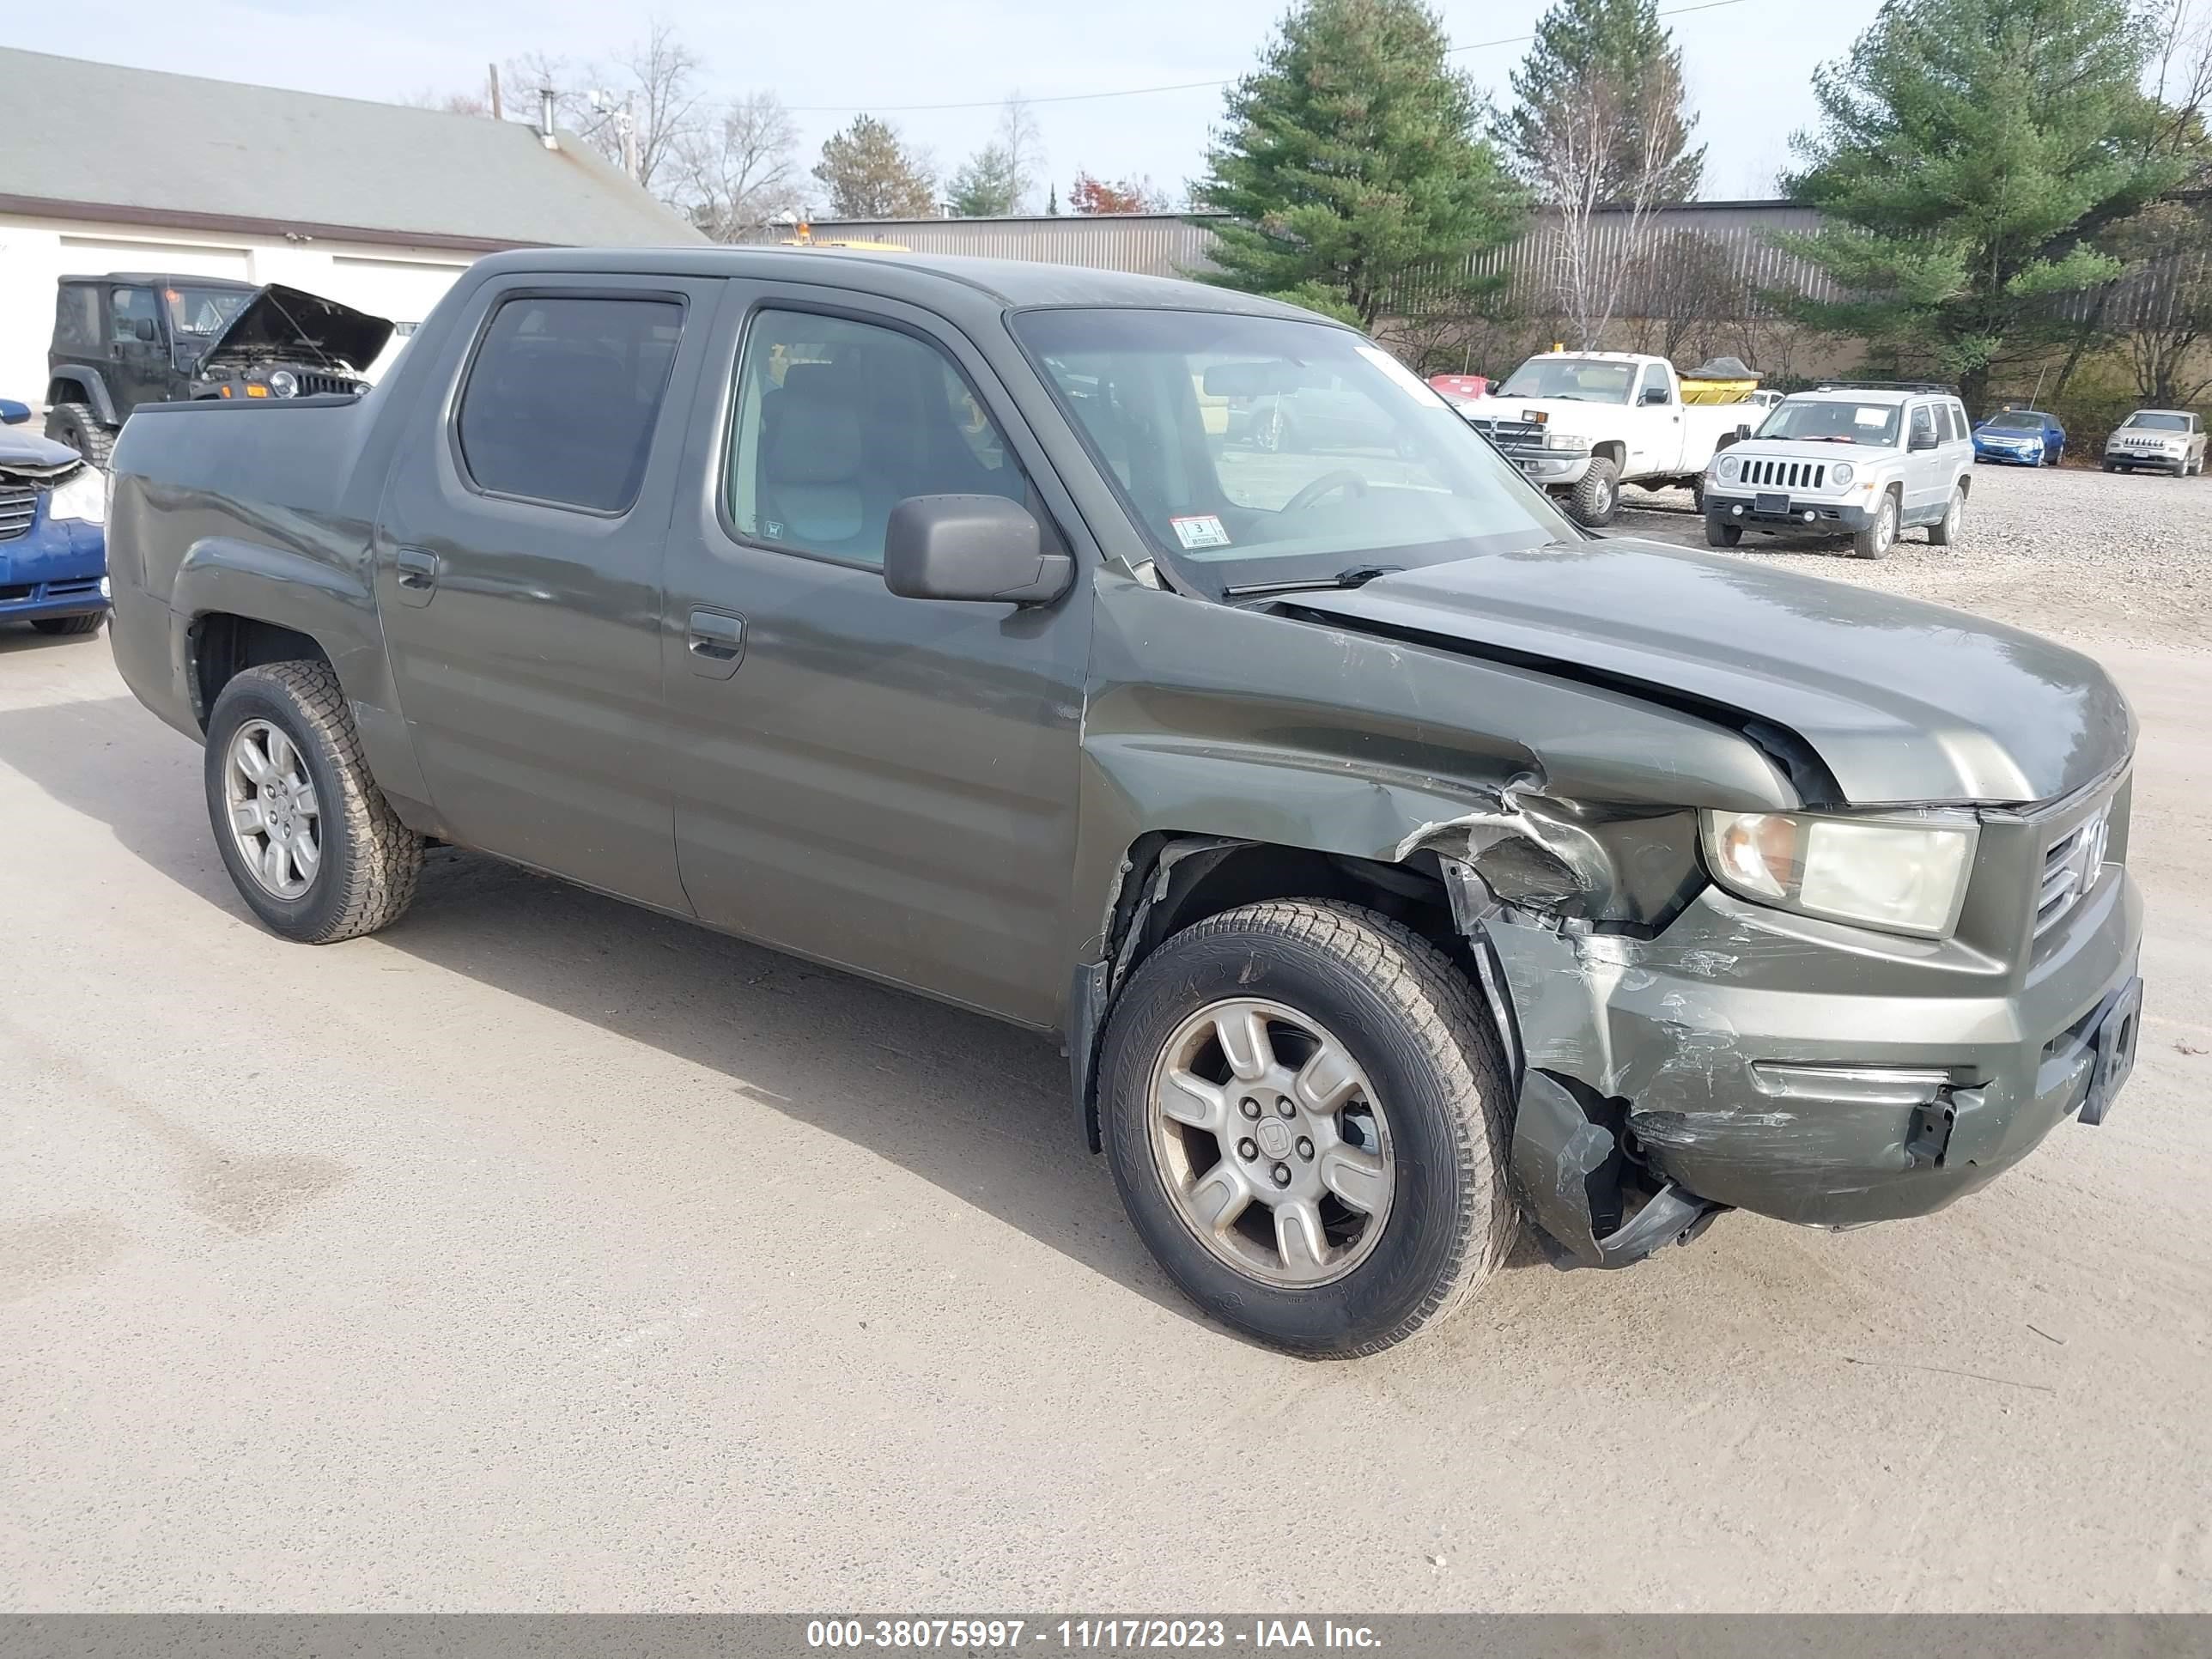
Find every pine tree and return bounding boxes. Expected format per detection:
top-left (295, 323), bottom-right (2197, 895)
top-left (1500, 0), bottom-right (1705, 201)
top-left (1192, 0), bottom-right (1524, 327)
top-left (812, 116), bottom-right (936, 219)
top-left (947, 145), bottom-right (1020, 216)
top-left (1783, 0), bottom-right (2181, 407)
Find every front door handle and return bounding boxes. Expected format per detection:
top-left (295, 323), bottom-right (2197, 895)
top-left (393, 546), bottom-right (440, 608)
top-left (686, 607), bottom-right (746, 679)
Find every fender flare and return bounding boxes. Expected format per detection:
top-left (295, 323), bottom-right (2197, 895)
top-left (46, 369), bottom-right (119, 427)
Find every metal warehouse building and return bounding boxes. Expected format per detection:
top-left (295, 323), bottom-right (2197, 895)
top-left (0, 47), bottom-right (702, 404)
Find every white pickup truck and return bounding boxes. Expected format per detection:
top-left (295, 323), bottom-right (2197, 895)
top-left (1461, 351), bottom-right (1759, 526)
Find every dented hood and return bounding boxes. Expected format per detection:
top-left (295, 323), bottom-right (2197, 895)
top-left (0, 428), bottom-right (83, 475)
top-left (198, 284), bottom-right (393, 374)
top-left (1286, 538), bottom-right (2132, 807)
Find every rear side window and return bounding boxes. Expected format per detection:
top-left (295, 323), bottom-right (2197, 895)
top-left (54, 286), bottom-right (99, 350)
top-left (456, 294), bottom-right (684, 514)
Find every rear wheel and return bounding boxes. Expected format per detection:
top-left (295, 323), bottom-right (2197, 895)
top-left (1567, 457), bottom-right (1620, 526)
top-left (43, 403), bottom-right (113, 470)
top-left (1852, 489), bottom-right (1899, 559)
top-left (1929, 486), bottom-right (1966, 546)
top-left (1099, 900), bottom-right (1514, 1358)
top-left (30, 613), bottom-right (104, 636)
top-left (204, 660), bottom-right (422, 944)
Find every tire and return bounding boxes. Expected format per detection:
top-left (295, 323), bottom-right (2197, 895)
top-left (30, 613), bottom-right (104, 636)
top-left (1928, 486), bottom-right (1966, 546)
top-left (204, 659), bottom-right (422, 944)
top-left (43, 403), bottom-right (114, 470)
top-left (2103, 460), bottom-right (2117, 473)
top-left (1099, 899), bottom-right (1514, 1358)
top-left (1852, 489), bottom-right (1899, 559)
top-left (1688, 477), bottom-right (1705, 513)
top-left (1705, 517), bottom-right (1741, 548)
top-left (1567, 456), bottom-right (1620, 526)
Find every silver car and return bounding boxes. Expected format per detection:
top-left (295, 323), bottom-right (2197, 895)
top-left (2103, 410), bottom-right (2206, 477)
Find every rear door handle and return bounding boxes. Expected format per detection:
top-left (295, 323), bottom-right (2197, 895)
top-left (393, 546), bottom-right (440, 607)
top-left (686, 607), bottom-right (746, 679)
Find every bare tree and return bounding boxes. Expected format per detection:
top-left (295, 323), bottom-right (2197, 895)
top-left (1626, 229), bottom-right (1744, 364)
top-left (1523, 52), bottom-right (1691, 347)
top-left (616, 20), bottom-right (705, 192)
top-left (680, 92), bottom-right (803, 240)
top-left (996, 94), bottom-right (1045, 213)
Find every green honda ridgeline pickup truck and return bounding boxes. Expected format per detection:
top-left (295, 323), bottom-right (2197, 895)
top-left (106, 249), bottom-right (2144, 1357)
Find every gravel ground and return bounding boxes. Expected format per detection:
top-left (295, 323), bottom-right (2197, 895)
top-left (1614, 463), bottom-right (2212, 652)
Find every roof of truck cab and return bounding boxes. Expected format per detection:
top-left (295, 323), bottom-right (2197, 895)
top-left (61, 273), bottom-right (258, 291)
top-left (463, 245), bottom-right (1337, 322)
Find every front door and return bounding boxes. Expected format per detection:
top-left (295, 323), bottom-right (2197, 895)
top-left (1903, 400), bottom-right (1943, 518)
top-left (370, 272), bottom-right (722, 912)
top-left (107, 285), bottom-right (171, 414)
top-left (659, 289), bottom-right (1091, 1027)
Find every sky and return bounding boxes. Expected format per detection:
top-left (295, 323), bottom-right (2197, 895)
top-left (3, 0), bottom-right (1884, 207)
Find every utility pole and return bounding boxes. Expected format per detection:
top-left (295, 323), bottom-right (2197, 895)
top-left (486, 62), bottom-right (503, 121)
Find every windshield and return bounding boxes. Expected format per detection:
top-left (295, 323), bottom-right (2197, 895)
top-left (1494, 356), bottom-right (1635, 404)
top-left (1013, 308), bottom-right (1577, 592)
top-left (1754, 398), bottom-right (1901, 447)
top-left (164, 286), bottom-right (250, 340)
top-left (1984, 412), bottom-right (2043, 431)
top-left (2124, 411), bottom-right (2189, 430)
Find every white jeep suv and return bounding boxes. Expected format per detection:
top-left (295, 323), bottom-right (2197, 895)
top-left (1701, 385), bottom-right (1976, 560)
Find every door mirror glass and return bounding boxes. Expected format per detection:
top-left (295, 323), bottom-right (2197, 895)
top-left (1909, 428), bottom-right (1939, 451)
top-left (1640, 384), bottom-right (1668, 404)
top-left (883, 494), bottom-right (1071, 606)
top-left (134, 316), bottom-right (159, 343)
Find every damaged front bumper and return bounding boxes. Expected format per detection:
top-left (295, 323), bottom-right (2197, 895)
top-left (1480, 853), bottom-right (2144, 1266)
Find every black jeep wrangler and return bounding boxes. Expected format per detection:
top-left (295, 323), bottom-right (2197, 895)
top-left (45, 276), bottom-right (392, 466)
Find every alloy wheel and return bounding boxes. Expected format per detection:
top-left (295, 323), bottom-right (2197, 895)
top-left (1147, 997), bottom-right (1395, 1287)
top-left (223, 719), bottom-right (322, 899)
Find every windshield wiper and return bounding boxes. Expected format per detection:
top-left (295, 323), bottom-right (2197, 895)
top-left (1224, 563), bottom-right (1404, 598)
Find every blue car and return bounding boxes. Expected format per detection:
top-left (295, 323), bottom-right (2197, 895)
top-left (0, 398), bottom-right (108, 637)
top-left (1972, 406), bottom-right (2066, 466)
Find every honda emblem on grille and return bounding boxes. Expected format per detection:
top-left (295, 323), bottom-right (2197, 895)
top-left (2078, 809), bottom-right (2111, 891)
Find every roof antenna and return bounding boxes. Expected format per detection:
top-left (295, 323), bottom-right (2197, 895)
top-left (538, 87), bottom-right (559, 149)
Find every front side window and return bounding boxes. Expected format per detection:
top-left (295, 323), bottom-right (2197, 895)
top-left (1756, 398), bottom-right (1902, 447)
top-left (455, 294), bottom-right (684, 514)
top-left (1015, 307), bottom-right (1574, 594)
top-left (726, 310), bottom-right (1025, 568)
top-left (1909, 404), bottom-right (1936, 445)
top-left (111, 287), bottom-right (157, 343)
top-left (1638, 362), bottom-right (1671, 404)
top-left (1494, 356), bottom-right (1635, 404)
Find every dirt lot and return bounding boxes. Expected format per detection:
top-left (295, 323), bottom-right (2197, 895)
top-left (1, 461), bottom-right (2208, 1612)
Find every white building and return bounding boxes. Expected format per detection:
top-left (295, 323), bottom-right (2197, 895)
top-left (0, 47), bottom-right (702, 401)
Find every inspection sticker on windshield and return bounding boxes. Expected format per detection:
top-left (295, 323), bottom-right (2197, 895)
top-left (1170, 514), bottom-right (1232, 550)
top-left (1855, 407), bottom-right (1888, 427)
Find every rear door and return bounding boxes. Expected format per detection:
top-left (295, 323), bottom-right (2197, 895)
top-left (370, 270), bottom-right (721, 912)
top-left (657, 285), bottom-right (1091, 1026)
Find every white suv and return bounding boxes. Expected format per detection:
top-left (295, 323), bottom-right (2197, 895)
top-left (2103, 410), bottom-right (2206, 477)
top-left (1701, 386), bottom-right (1976, 560)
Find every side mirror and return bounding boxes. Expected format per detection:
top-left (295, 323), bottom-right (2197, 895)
top-left (1910, 428), bottom-right (1938, 451)
top-left (884, 495), bottom-right (1073, 607)
top-left (0, 399), bottom-right (28, 426)
top-left (134, 317), bottom-right (159, 343)
top-left (1640, 385), bottom-right (1669, 404)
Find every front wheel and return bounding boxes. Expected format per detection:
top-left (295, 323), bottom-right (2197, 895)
top-left (1705, 516), bottom-right (1741, 548)
top-left (1099, 900), bottom-right (1514, 1358)
top-left (1567, 457), bottom-right (1620, 526)
top-left (204, 659), bottom-right (423, 944)
top-left (1852, 490), bottom-right (1899, 559)
top-left (43, 403), bottom-right (114, 470)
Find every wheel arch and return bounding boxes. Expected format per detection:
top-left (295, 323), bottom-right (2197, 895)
top-left (1592, 439), bottom-right (1628, 469)
top-left (44, 371), bottom-right (118, 427)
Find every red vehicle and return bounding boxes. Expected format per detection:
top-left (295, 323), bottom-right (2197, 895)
top-left (1427, 373), bottom-right (1489, 404)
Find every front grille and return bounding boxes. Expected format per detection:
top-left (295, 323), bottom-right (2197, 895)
top-left (1468, 418), bottom-right (1543, 448)
top-left (2035, 803), bottom-right (2113, 937)
top-left (298, 373), bottom-right (366, 398)
top-left (0, 483), bottom-right (35, 542)
top-left (1739, 458), bottom-right (1827, 489)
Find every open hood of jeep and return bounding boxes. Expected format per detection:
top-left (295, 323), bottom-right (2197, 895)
top-left (198, 284), bottom-right (393, 374)
top-left (1284, 538), bottom-right (2132, 807)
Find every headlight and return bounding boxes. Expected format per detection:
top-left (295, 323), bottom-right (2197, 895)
top-left (1543, 430), bottom-right (1591, 452)
top-left (1701, 810), bottom-right (1977, 938)
top-left (1716, 454), bottom-right (1741, 482)
top-left (267, 370), bottom-right (299, 399)
top-left (1830, 461), bottom-right (1854, 486)
top-left (48, 465), bottom-right (105, 526)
